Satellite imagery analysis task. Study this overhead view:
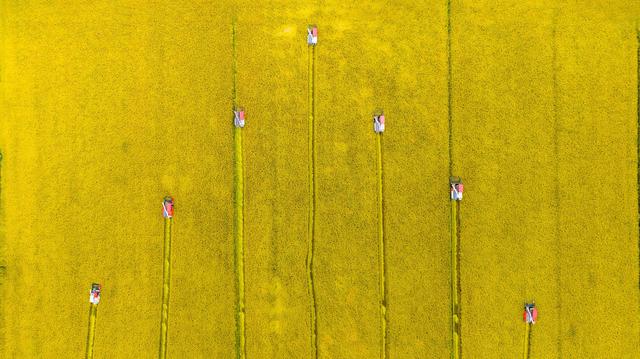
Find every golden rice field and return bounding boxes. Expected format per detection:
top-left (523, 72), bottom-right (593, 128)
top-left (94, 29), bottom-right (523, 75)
top-left (1, 1), bottom-right (639, 358)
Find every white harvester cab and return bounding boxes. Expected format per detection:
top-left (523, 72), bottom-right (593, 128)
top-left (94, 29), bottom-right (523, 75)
top-left (523, 302), bottom-right (538, 324)
top-left (374, 113), bottom-right (385, 133)
top-left (450, 177), bottom-right (463, 201)
top-left (307, 25), bottom-right (318, 45)
top-left (89, 283), bottom-right (101, 305)
top-left (234, 108), bottom-right (245, 128)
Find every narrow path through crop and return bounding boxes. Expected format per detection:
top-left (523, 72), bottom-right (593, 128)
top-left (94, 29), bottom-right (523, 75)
top-left (447, 2), bottom-right (462, 357)
top-left (450, 201), bottom-right (461, 359)
top-left (376, 133), bottom-right (388, 359)
top-left (523, 323), bottom-right (533, 359)
top-left (159, 211), bottom-right (173, 358)
top-left (85, 304), bottom-right (98, 359)
top-left (306, 40), bottom-right (318, 359)
top-left (232, 17), bottom-right (247, 359)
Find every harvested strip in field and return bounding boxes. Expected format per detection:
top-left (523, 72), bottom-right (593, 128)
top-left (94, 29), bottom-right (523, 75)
top-left (85, 304), bottom-right (97, 359)
top-left (522, 323), bottom-right (531, 359)
top-left (307, 39), bottom-right (318, 359)
top-left (232, 18), bottom-right (247, 359)
top-left (450, 200), bottom-right (461, 359)
top-left (447, 3), bottom-right (459, 356)
top-left (375, 134), bottom-right (388, 359)
top-left (159, 205), bottom-right (173, 358)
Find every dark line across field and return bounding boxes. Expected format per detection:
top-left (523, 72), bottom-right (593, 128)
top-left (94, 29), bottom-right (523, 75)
top-left (376, 134), bottom-right (389, 359)
top-left (306, 43), bottom-right (318, 359)
top-left (231, 17), bottom-right (247, 359)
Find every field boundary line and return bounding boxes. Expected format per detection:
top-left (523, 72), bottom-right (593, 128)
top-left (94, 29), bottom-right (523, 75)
top-left (159, 213), bottom-right (173, 357)
top-left (232, 17), bottom-right (247, 359)
top-left (306, 43), bottom-right (318, 359)
top-left (376, 134), bottom-right (388, 359)
top-left (86, 304), bottom-right (98, 359)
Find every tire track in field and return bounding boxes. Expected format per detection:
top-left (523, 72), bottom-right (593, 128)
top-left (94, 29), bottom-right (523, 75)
top-left (306, 42), bottom-right (318, 359)
top-left (375, 134), bottom-right (388, 359)
top-left (159, 210), bottom-right (173, 358)
top-left (86, 304), bottom-right (98, 359)
top-left (232, 18), bottom-right (247, 359)
top-left (450, 200), bottom-right (462, 359)
top-left (522, 323), bottom-right (532, 359)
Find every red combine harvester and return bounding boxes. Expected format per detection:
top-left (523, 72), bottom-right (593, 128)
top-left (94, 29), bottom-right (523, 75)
top-left (234, 108), bottom-right (245, 128)
top-left (89, 283), bottom-right (101, 305)
top-left (162, 196), bottom-right (174, 219)
top-left (523, 302), bottom-right (538, 324)
top-left (307, 25), bottom-right (318, 45)
top-left (450, 177), bottom-right (464, 201)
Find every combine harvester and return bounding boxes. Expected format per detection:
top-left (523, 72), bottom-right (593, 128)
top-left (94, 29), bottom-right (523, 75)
top-left (450, 177), bottom-right (463, 201)
top-left (522, 302), bottom-right (538, 359)
top-left (234, 108), bottom-right (245, 128)
top-left (307, 25), bottom-right (318, 46)
top-left (373, 112), bottom-right (385, 133)
top-left (86, 283), bottom-right (101, 359)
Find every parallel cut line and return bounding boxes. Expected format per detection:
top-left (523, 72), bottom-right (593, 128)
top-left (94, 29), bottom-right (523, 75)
top-left (446, 2), bottom-right (461, 356)
top-left (450, 201), bottom-right (461, 359)
top-left (522, 323), bottom-right (532, 359)
top-left (159, 216), bottom-right (172, 358)
top-left (85, 304), bottom-right (98, 359)
top-left (376, 134), bottom-right (388, 359)
top-left (306, 43), bottom-right (318, 359)
top-left (232, 17), bottom-right (247, 359)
